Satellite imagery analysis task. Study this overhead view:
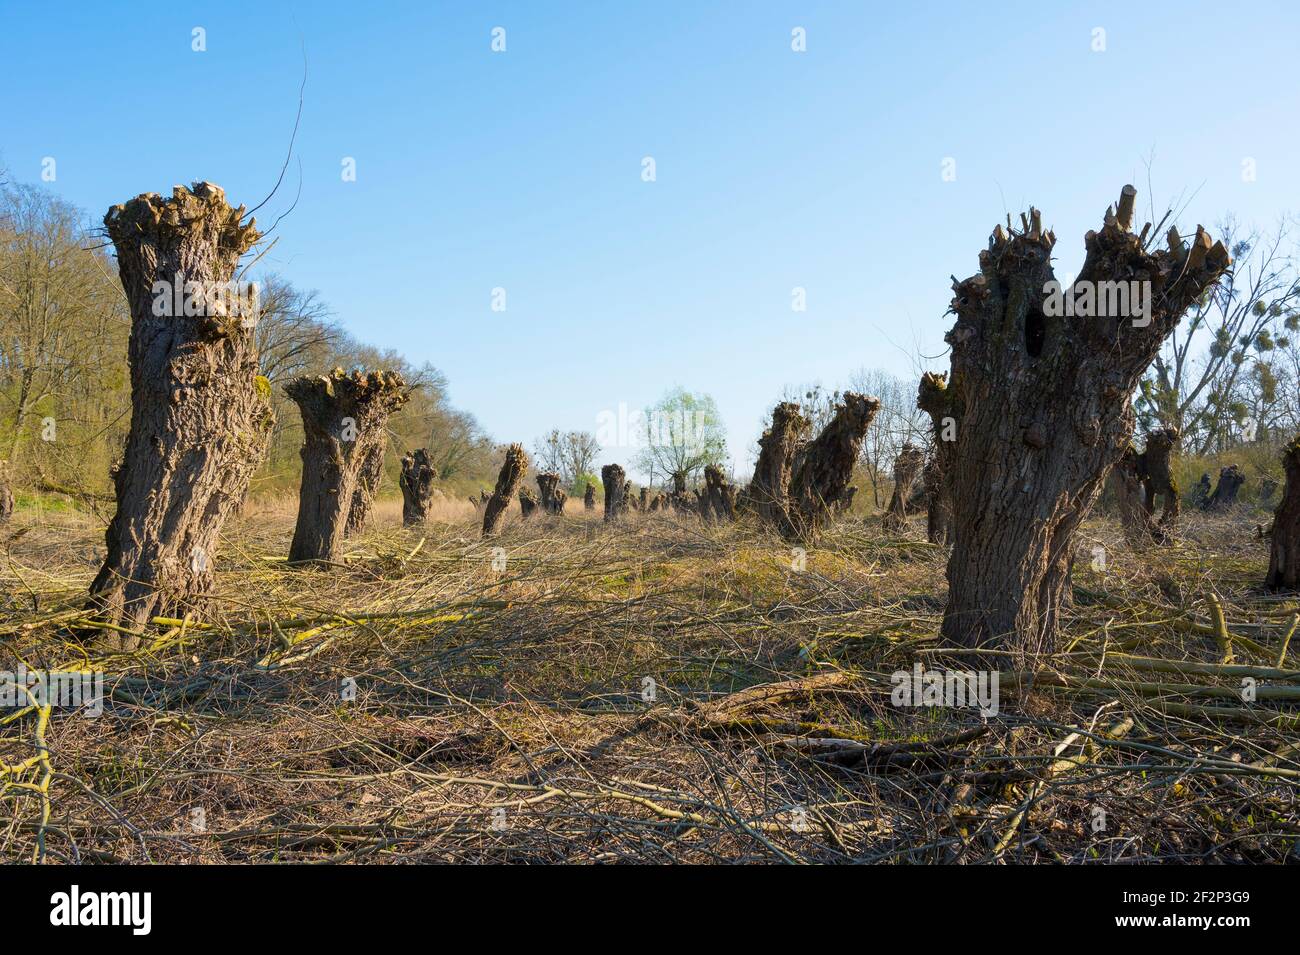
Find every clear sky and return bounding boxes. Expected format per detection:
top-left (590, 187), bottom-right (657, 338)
top-left (3, 1), bottom-right (1297, 477)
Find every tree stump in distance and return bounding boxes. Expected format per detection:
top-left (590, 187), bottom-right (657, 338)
top-left (917, 372), bottom-right (956, 545)
top-left (583, 482), bottom-right (596, 510)
top-left (703, 464), bottom-right (736, 522)
top-left (0, 461), bottom-right (12, 525)
top-left (785, 393), bottom-right (879, 542)
top-left (482, 445), bottom-right (527, 537)
top-left (939, 186), bottom-right (1230, 657)
top-left (639, 487), bottom-right (649, 512)
top-left (1108, 444), bottom-right (1158, 546)
top-left (748, 402), bottom-right (811, 530)
top-left (883, 443), bottom-right (925, 532)
top-left (1192, 472), bottom-right (1212, 509)
top-left (601, 464), bottom-right (626, 521)
top-left (1137, 426), bottom-right (1180, 538)
top-left (345, 440), bottom-right (386, 537)
top-left (286, 368), bottom-right (408, 564)
top-left (1266, 439), bottom-right (1300, 590)
top-left (87, 183), bottom-right (274, 647)
top-left (399, 449), bottom-right (436, 525)
top-left (1205, 464), bottom-right (1246, 511)
top-left (537, 473), bottom-right (564, 514)
top-left (519, 488), bottom-right (539, 518)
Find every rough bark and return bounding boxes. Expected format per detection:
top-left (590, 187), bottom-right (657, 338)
top-left (583, 482), bottom-right (596, 510)
top-left (784, 393), bottom-right (880, 542)
top-left (88, 183), bottom-right (275, 646)
top-left (519, 488), bottom-right (539, 518)
top-left (703, 464), bottom-right (736, 522)
top-left (1108, 445), bottom-right (1157, 546)
top-left (940, 186), bottom-right (1230, 657)
top-left (1266, 439), bottom-right (1300, 590)
top-left (748, 402), bottom-right (811, 529)
top-left (345, 439), bottom-right (386, 537)
top-left (1205, 464), bottom-right (1245, 511)
top-left (482, 444), bottom-right (527, 537)
top-left (1137, 426), bottom-right (1180, 539)
top-left (601, 464), bottom-right (626, 522)
top-left (399, 449), bottom-right (436, 526)
top-left (0, 460), bottom-right (12, 525)
top-left (883, 443), bottom-right (925, 532)
top-left (536, 473), bottom-right (566, 514)
top-left (917, 372), bottom-right (956, 545)
top-left (286, 369), bottom-right (408, 563)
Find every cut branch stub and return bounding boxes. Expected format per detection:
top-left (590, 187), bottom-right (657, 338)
top-left (88, 183), bottom-right (274, 646)
top-left (345, 439), bottom-right (387, 537)
top-left (785, 392), bottom-right (880, 542)
top-left (748, 401), bottom-right (811, 529)
top-left (601, 464), bottom-right (626, 522)
top-left (940, 185), bottom-right (1230, 657)
top-left (882, 443), bottom-right (925, 532)
top-left (285, 368), bottom-right (408, 563)
top-left (399, 449), bottom-right (437, 526)
top-left (1266, 439), bottom-right (1300, 590)
top-left (1205, 464), bottom-right (1245, 511)
top-left (482, 444), bottom-right (527, 537)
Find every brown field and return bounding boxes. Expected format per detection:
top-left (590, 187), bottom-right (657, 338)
top-left (1, 496), bottom-right (1297, 863)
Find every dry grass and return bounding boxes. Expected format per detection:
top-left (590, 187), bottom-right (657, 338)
top-left (1, 496), bottom-right (1298, 864)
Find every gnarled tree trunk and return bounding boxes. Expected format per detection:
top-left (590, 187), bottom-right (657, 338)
top-left (482, 444), bottom-right (527, 537)
top-left (702, 464), bottom-right (736, 522)
top-left (1108, 445), bottom-right (1157, 546)
top-left (1137, 426), bottom-right (1179, 539)
top-left (519, 488), bottom-right (539, 517)
top-left (345, 439), bottom-right (386, 537)
top-left (782, 393), bottom-right (878, 542)
top-left (940, 186), bottom-right (1229, 656)
top-left (748, 402), bottom-right (810, 529)
top-left (883, 443), bottom-right (925, 532)
top-left (1266, 439), bottom-right (1300, 590)
top-left (1205, 464), bottom-right (1245, 511)
top-left (917, 372), bottom-right (956, 545)
top-left (536, 473), bottom-right (565, 514)
top-left (286, 369), bottom-right (407, 563)
top-left (601, 464), bottom-right (626, 522)
top-left (88, 183), bottom-right (274, 646)
top-left (399, 449), bottom-right (436, 525)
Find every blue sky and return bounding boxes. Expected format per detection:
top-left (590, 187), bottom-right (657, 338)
top-left (3, 1), bottom-right (1297, 477)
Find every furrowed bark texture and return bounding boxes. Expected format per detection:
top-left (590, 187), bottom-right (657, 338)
top-left (1205, 464), bottom-right (1245, 511)
top-left (883, 443), bottom-right (925, 532)
top-left (399, 449), bottom-right (436, 526)
top-left (601, 464), bottom-right (626, 522)
top-left (917, 372), bottom-right (956, 545)
top-left (1266, 439), bottom-right (1300, 590)
top-left (88, 183), bottom-right (274, 645)
top-left (748, 402), bottom-right (811, 529)
top-left (345, 439), bottom-right (387, 537)
top-left (482, 444), bottom-right (527, 537)
top-left (940, 187), bottom-right (1230, 656)
top-left (784, 393), bottom-right (879, 542)
top-left (286, 369), bottom-right (407, 563)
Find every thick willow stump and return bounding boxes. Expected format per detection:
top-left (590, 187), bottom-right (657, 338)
top-left (883, 443), bottom-right (925, 532)
top-left (1265, 439), bottom-right (1300, 589)
top-left (1137, 426), bottom-right (1179, 537)
top-left (536, 473), bottom-right (566, 514)
top-left (748, 402), bottom-right (811, 529)
top-left (940, 186), bottom-right (1229, 656)
top-left (702, 464), bottom-right (737, 522)
top-left (601, 464), bottom-right (626, 522)
top-left (286, 369), bottom-right (407, 563)
top-left (88, 184), bottom-right (274, 645)
top-left (917, 372), bottom-right (956, 545)
top-left (1205, 465), bottom-right (1245, 511)
top-left (519, 488), bottom-right (539, 518)
top-left (1192, 473), bottom-right (1212, 509)
top-left (399, 449), bottom-right (436, 525)
top-left (0, 461), bottom-right (12, 525)
top-left (482, 444), bottom-right (527, 537)
top-left (1108, 445), bottom-right (1157, 546)
top-left (583, 482), bottom-right (596, 510)
top-left (639, 487), bottom-right (649, 511)
top-left (345, 440), bottom-right (386, 537)
top-left (785, 393), bottom-right (879, 542)
top-left (624, 481), bottom-right (637, 511)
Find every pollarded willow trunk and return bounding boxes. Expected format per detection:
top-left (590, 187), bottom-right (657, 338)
top-left (1205, 465), bottom-right (1245, 511)
top-left (1265, 439), bottom-right (1300, 590)
top-left (940, 186), bottom-right (1229, 656)
top-left (583, 482), bottom-right (596, 510)
top-left (748, 402), bottom-right (810, 529)
top-left (784, 393), bottom-right (879, 542)
top-left (1138, 426), bottom-right (1180, 539)
top-left (1108, 445), bottom-right (1157, 547)
top-left (519, 488), bottom-right (539, 517)
top-left (482, 444), bottom-right (527, 537)
top-left (883, 443), bottom-right (925, 532)
top-left (345, 439), bottom-right (386, 537)
top-left (399, 449), bottom-right (436, 526)
top-left (536, 473), bottom-right (561, 514)
top-left (601, 464), bottom-right (626, 522)
top-left (703, 464), bottom-right (736, 522)
top-left (917, 372), bottom-right (956, 545)
top-left (88, 183), bottom-right (274, 646)
top-left (0, 461), bottom-right (12, 525)
top-left (1192, 473), bottom-right (1212, 509)
top-left (286, 369), bottom-right (407, 563)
